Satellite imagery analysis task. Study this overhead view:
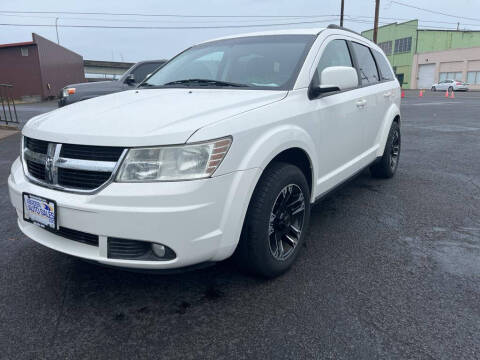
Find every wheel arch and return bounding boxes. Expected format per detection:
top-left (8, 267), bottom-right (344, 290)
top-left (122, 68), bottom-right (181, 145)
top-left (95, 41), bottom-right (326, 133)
top-left (375, 104), bottom-right (401, 158)
top-left (241, 125), bottom-right (317, 202)
top-left (268, 147), bottom-right (313, 195)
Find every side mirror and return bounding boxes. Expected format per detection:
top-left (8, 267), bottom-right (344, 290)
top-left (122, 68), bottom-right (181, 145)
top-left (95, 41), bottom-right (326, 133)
top-left (310, 66), bottom-right (358, 98)
top-left (125, 74), bottom-right (136, 85)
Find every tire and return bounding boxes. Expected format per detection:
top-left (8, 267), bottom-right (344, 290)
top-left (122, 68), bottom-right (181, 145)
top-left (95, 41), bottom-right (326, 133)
top-left (370, 121), bottom-right (401, 179)
top-left (448, 86), bottom-right (453, 92)
top-left (431, 86), bottom-right (436, 91)
top-left (235, 162), bottom-right (311, 278)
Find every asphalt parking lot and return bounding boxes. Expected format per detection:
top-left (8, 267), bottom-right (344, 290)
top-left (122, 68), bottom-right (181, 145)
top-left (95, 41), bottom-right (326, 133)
top-left (1, 91), bottom-right (479, 359)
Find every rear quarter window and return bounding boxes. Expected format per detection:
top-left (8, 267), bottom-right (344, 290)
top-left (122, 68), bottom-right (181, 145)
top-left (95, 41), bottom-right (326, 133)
top-left (351, 42), bottom-right (379, 86)
top-left (372, 50), bottom-right (394, 81)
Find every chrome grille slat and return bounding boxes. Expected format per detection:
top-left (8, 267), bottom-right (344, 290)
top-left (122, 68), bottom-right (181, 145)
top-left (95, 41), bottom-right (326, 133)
top-left (56, 157), bottom-right (116, 172)
top-left (22, 137), bottom-right (126, 194)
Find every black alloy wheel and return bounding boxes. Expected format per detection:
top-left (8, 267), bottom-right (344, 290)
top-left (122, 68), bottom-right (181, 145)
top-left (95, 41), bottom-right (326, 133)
top-left (234, 162), bottom-right (311, 277)
top-left (268, 184), bottom-right (306, 261)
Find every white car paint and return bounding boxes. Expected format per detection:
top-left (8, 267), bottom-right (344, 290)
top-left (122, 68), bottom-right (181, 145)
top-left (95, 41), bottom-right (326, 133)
top-left (9, 27), bottom-right (401, 270)
top-left (431, 79), bottom-right (468, 91)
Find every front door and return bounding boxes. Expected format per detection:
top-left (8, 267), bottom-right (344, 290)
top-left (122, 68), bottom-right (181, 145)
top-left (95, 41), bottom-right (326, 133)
top-left (306, 38), bottom-right (367, 195)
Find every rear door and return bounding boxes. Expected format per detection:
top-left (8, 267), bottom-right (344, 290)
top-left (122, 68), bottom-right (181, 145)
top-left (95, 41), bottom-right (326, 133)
top-left (369, 49), bottom-right (398, 150)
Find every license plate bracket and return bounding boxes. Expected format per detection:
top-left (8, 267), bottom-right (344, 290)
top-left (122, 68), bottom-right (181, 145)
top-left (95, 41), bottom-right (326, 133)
top-left (23, 192), bottom-right (57, 230)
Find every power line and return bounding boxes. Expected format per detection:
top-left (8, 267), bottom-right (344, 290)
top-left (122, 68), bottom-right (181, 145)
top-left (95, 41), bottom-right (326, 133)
top-left (0, 10), bottom-right (339, 18)
top-left (0, 18), bottom-right (472, 32)
top-left (2, 10), bottom-right (480, 29)
top-left (0, 12), bottom-right (339, 24)
top-left (0, 19), bottom-right (338, 30)
top-left (390, 1), bottom-right (480, 23)
top-left (344, 17), bottom-right (476, 31)
top-left (347, 14), bottom-right (480, 27)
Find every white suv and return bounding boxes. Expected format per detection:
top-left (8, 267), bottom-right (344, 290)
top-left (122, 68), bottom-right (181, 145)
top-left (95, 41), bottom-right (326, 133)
top-left (9, 26), bottom-right (401, 277)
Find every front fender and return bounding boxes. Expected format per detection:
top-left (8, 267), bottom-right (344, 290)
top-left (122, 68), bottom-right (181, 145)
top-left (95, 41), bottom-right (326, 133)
top-left (375, 103), bottom-right (400, 157)
top-left (236, 125), bottom-right (317, 202)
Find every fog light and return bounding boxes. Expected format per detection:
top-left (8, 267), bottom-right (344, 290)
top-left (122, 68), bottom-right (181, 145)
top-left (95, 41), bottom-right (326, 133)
top-left (152, 244), bottom-right (166, 258)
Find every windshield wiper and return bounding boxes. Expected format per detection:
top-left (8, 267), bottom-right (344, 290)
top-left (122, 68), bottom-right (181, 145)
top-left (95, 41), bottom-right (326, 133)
top-left (163, 79), bottom-right (249, 88)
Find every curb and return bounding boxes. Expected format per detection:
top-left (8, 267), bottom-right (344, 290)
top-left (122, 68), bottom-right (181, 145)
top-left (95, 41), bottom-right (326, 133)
top-left (0, 124), bottom-right (20, 130)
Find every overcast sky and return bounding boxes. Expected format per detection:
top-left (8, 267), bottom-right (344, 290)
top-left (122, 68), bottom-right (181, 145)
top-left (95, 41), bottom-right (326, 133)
top-left (1, 0), bottom-right (479, 62)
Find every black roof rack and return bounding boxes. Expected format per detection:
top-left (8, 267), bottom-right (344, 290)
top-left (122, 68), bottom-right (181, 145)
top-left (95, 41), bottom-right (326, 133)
top-left (327, 24), bottom-right (359, 35)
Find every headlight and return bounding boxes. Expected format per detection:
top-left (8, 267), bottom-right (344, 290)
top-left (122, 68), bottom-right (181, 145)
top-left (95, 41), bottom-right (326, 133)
top-left (62, 88), bottom-right (76, 97)
top-left (116, 137), bottom-right (232, 182)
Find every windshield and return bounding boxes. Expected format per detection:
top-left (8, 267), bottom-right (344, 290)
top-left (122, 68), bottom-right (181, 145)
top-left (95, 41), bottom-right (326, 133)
top-left (140, 35), bottom-right (315, 90)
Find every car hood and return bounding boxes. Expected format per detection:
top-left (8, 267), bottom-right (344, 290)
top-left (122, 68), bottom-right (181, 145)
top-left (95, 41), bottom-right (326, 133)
top-left (65, 80), bottom-right (123, 96)
top-left (23, 89), bottom-right (287, 146)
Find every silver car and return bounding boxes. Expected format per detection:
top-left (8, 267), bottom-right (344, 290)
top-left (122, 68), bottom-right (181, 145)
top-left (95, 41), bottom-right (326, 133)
top-left (431, 79), bottom-right (469, 92)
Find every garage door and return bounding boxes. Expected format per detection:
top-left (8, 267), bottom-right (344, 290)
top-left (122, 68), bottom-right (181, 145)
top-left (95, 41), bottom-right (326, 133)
top-left (417, 64), bottom-right (436, 89)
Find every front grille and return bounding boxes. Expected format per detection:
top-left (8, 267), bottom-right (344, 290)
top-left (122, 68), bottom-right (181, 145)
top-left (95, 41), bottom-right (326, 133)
top-left (108, 238), bottom-right (151, 259)
top-left (54, 227), bottom-right (99, 246)
top-left (23, 137), bottom-right (124, 193)
top-left (58, 168), bottom-right (112, 190)
top-left (61, 144), bottom-right (124, 162)
top-left (26, 160), bottom-right (46, 180)
top-left (25, 137), bottom-right (49, 154)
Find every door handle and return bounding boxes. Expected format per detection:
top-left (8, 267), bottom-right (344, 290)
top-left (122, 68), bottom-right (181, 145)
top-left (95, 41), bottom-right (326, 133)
top-left (356, 99), bottom-right (367, 108)
top-left (384, 92), bottom-right (392, 97)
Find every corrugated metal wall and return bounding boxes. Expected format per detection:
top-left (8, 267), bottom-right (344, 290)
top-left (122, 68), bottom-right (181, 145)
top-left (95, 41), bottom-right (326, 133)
top-left (0, 44), bottom-right (43, 99)
top-left (33, 34), bottom-right (85, 98)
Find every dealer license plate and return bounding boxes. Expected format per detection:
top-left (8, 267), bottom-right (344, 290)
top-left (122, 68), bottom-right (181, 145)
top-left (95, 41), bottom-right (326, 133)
top-left (23, 193), bottom-right (57, 230)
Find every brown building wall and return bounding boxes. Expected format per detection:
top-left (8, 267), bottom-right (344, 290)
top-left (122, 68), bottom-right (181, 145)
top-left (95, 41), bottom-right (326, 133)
top-left (0, 44), bottom-right (43, 99)
top-left (33, 34), bottom-right (85, 98)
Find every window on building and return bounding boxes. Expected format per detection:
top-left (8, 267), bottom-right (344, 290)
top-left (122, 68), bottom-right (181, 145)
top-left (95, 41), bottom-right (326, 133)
top-left (20, 47), bottom-right (28, 56)
top-left (467, 71), bottom-right (480, 84)
top-left (378, 41), bottom-right (392, 56)
top-left (372, 50), bottom-right (394, 81)
top-left (439, 72), bottom-right (463, 81)
top-left (351, 42), bottom-right (379, 86)
top-left (394, 37), bottom-right (412, 54)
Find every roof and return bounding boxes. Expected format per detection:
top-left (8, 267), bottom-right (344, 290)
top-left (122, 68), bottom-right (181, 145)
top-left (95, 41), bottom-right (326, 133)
top-left (202, 27), bottom-right (326, 44)
top-left (0, 41), bottom-right (35, 49)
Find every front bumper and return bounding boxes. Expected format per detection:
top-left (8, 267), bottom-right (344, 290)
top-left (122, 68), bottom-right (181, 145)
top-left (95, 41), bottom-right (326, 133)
top-left (9, 158), bottom-right (260, 269)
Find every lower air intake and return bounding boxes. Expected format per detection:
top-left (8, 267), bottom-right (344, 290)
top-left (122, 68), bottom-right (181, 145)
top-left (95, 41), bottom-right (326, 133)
top-left (107, 238), bottom-right (176, 261)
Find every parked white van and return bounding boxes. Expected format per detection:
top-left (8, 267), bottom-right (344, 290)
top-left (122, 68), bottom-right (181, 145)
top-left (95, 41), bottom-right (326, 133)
top-left (9, 25), bottom-right (401, 277)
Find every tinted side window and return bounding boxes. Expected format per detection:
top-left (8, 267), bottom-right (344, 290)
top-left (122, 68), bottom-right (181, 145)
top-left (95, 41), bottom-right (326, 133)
top-left (131, 63), bottom-right (164, 83)
top-left (351, 42), bottom-right (379, 86)
top-left (314, 40), bottom-right (353, 86)
top-left (372, 50), bottom-right (394, 81)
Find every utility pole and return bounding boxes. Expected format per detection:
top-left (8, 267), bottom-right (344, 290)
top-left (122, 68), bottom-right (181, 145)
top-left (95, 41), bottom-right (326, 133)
top-left (373, 0), bottom-right (380, 43)
top-left (340, 0), bottom-right (344, 27)
top-left (55, 17), bottom-right (60, 44)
